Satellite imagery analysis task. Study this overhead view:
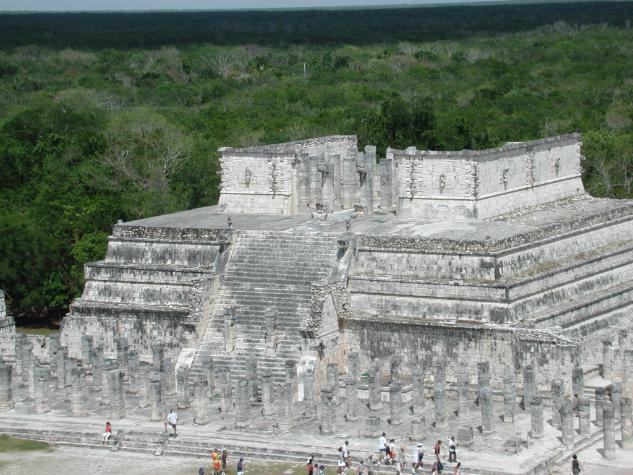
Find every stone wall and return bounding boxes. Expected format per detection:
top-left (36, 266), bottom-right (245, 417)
top-left (390, 134), bottom-right (584, 219)
top-left (218, 136), bottom-right (381, 215)
top-left (0, 290), bottom-right (15, 359)
top-left (342, 316), bottom-right (577, 389)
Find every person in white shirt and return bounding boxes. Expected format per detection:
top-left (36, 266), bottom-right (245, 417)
top-left (378, 432), bottom-right (387, 460)
top-left (166, 408), bottom-right (178, 436)
top-left (447, 436), bottom-right (456, 462)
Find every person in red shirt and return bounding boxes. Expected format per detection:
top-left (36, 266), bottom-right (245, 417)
top-left (102, 421), bottom-right (112, 445)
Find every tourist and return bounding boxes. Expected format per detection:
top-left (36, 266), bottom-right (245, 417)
top-left (452, 462), bottom-right (461, 475)
top-left (236, 457), bottom-right (245, 475)
top-left (378, 432), bottom-right (387, 460)
top-left (101, 421), bottom-right (112, 445)
top-left (571, 454), bottom-right (581, 474)
top-left (166, 408), bottom-right (178, 436)
top-left (447, 436), bottom-right (456, 462)
top-left (318, 464), bottom-right (326, 475)
top-left (343, 440), bottom-right (351, 467)
top-left (221, 448), bottom-right (228, 474)
top-left (433, 440), bottom-right (442, 463)
top-left (307, 456), bottom-right (315, 475)
top-left (212, 449), bottom-right (222, 475)
top-left (198, 467), bottom-right (205, 475)
top-left (356, 458), bottom-right (364, 475)
top-left (413, 442), bottom-right (424, 471)
top-left (337, 457), bottom-right (346, 474)
top-left (387, 438), bottom-right (397, 463)
top-left (431, 461), bottom-right (443, 474)
top-left (397, 447), bottom-right (407, 473)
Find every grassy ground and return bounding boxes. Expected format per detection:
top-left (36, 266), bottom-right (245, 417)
top-left (0, 436), bottom-right (50, 453)
top-left (199, 461), bottom-right (306, 475)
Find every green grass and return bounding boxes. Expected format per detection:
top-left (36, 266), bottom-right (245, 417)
top-left (200, 461), bottom-right (306, 475)
top-left (16, 327), bottom-right (59, 337)
top-left (0, 436), bottom-right (50, 453)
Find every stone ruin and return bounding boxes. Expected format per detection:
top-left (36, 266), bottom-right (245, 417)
top-left (1, 133), bottom-right (633, 473)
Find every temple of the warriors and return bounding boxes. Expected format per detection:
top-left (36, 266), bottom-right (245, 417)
top-left (1, 133), bottom-right (633, 473)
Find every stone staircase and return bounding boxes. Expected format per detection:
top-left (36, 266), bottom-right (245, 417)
top-left (191, 230), bottom-right (341, 385)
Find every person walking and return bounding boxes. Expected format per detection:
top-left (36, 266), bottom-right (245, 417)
top-left (236, 457), bottom-right (245, 475)
top-left (452, 462), bottom-right (461, 475)
top-left (378, 432), bottom-right (387, 461)
top-left (166, 408), bottom-right (178, 436)
top-left (221, 448), bottom-right (229, 475)
top-left (447, 436), bottom-right (456, 462)
top-left (413, 443), bottom-right (424, 471)
top-left (571, 454), bottom-right (581, 474)
top-left (433, 440), bottom-right (442, 463)
top-left (102, 421), bottom-right (112, 445)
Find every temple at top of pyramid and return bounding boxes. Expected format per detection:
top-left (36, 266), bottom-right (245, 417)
top-left (218, 133), bottom-right (583, 219)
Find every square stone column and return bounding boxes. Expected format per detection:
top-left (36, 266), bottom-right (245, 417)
top-left (345, 376), bottom-right (359, 422)
top-left (235, 379), bottom-right (251, 429)
top-left (176, 363), bottom-right (190, 409)
top-left (529, 396), bottom-right (544, 439)
top-left (603, 400), bottom-right (616, 460)
top-left (503, 365), bottom-right (515, 425)
top-left (620, 397), bottom-right (633, 449)
top-left (109, 368), bottom-right (126, 420)
top-left (523, 365), bottom-right (536, 410)
top-left (368, 366), bottom-right (382, 411)
top-left (33, 363), bottom-right (50, 414)
top-left (318, 385), bottom-right (335, 435)
top-left (551, 378), bottom-right (563, 428)
top-left (149, 371), bottom-right (163, 422)
top-left (578, 396), bottom-right (591, 435)
top-left (261, 371), bottom-right (276, 417)
top-left (389, 382), bottom-right (403, 426)
top-left (71, 367), bottom-right (88, 417)
top-left (192, 376), bottom-right (212, 425)
top-left (560, 397), bottom-right (574, 448)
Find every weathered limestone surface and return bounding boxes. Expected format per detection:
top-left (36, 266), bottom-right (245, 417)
top-left (1, 133), bottom-right (630, 475)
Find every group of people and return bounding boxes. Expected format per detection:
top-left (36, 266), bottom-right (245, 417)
top-left (199, 448), bottom-right (244, 475)
top-left (376, 433), bottom-right (461, 474)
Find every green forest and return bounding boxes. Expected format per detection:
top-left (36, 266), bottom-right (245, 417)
top-left (1, 2), bottom-right (633, 324)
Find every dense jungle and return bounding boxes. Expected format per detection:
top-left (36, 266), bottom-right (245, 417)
top-left (1, 1), bottom-right (633, 323)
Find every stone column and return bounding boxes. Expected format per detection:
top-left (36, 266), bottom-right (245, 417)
top-left (127, 350), bottom-right (140, 394)
top-left (595, 387), bottom-right (606, 427)
top-left (246, 358), bottom-right (258, 403)
top-left (220, 370), bottom-right (233, 415)
top-left (318, 385), bottom-right (335, 435)
top-left (480, 385), bottom-right (494, 433)
top-left (560, 397), bottom-right (574, 448)
top-left (529, 396), bottom-right (544, 439)
top-left (348, 352), bottom-right (360, 384)
top-left (71, 367), bottom-right (88, 417)
top-left (64, 356), bottom-right (76, 391)
top-left (578, 396), bottom-right (591, 435)
top-left (412, 369), bottom-right (426, 415)
top-left (80, 335), bottom-right (93, 367)
top-left (203, 355), bottom-right (216, 398)
top-left (614, 347), bottom-right (624, 384)
top-left (109, 368), bottom-right (126, 419)
top-left (101, 358), bottom-right (114, 406)
top-left (176, 363), bottom-right (190, 409)
top-left (523, 365), bottom-right (536, 410)
top-left (22, 339), bottom-right (34, 387)
top-left (33, 364), bottom-right (50, 414)
top-left (551, 378), bottom-right (563, 428)
top-left (363, 415), bottom-right (380, 438)
top-left (327, 363), bottom-right (338, 405)
top-left (389, 382), bottom-right (403, 426)
top-left (192, 376), bottom-right (212, 425)
top-left (14, 333), bottom-right (25, 377)
top-left (151, 341), bottom-right (164, 372)
top-left (368, 366), bottom-right (382, 411)
top-left (91, 344), bottom-right (103, 390)
top-left (602, 339), bottom-right (613, 380)
top-left (389, 356), bottom-right (401, 384)
top-left (163, 357), bottom-right (176, 398)
top-left (149, 372), bottom-right (163, 421)
top-left (457, 370), bottom-right (469, 418)
top-left (285, 360), bottom-right (297, 403)
top-left (478, 362), bottom-right (490, 390)
top-left (0, 359), bottom-right (12, 410)
top-left (603, 400), bottom-right (616, 460)
top-left (276, 382), bottom-right (292, 432)
top-left (115, 337), bottom-right (129, 382)
top-left (235, 379), bottom-right (251, 429)
top-left (303, 370), bottom-right (316, 419)
top-left (619, 329), bottom-right (629, 348)
top-left (408, 415), bottom-right (425, 441)
top-left (261, 371), bottom-right (275, 417)
top-left (137, 362), bottom-right (151, 408)
top-left (621, 397), bottom-right (633, 449)
top-left (434, 364), bottom-right (447, 431)
top-left (624, 350), bottom-right (633, 399)
top-left (345, 376), bottom-right (359, 422)
top-left (611, 383), bottom-right (623, 419)
top-left (56, 346), bottom-right (68, 390)
top-left (503, 365), bottom-right (515, 425)
top-left (572, 366), bottom-right (584, 410)
top-left (47, 335), bottom-right (60, 377)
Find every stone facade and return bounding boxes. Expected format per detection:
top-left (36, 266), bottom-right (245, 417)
top-left (2, 133), bottom-right (633, 473)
